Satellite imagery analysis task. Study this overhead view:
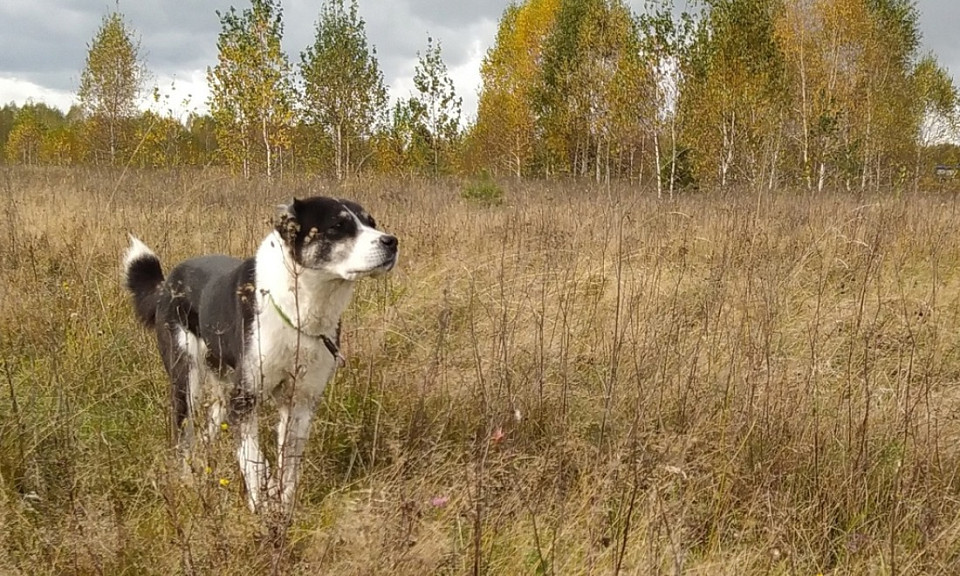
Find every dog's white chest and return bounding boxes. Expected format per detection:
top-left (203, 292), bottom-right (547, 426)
top-left (247, 234), bottom-right (357, 401)
top-left (249, 309), bottom-right (339, 400)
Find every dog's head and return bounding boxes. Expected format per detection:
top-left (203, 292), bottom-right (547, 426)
top-left (276, 196), bottom-right (398, 280)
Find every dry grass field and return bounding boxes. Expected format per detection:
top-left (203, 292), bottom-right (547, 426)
top-left (4, 167), bottom-right (960, 574)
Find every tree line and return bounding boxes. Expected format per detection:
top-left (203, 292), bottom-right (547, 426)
top-left (2, 0), bottom-right (957, 193)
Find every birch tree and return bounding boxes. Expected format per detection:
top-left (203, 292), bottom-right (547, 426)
top-left (638, 6), bottom-right (694, 196)
top-left (208, 0), bottom-right (294, 178)
top-left (300, 0), bottom-right (387, 179)
top-left (677, 0), bottom-right (787, 189)
top-left (77, 11), bottom-right (146, 166)
top-left (410, 37), bottom-right (462, 176)
top-left (536, 0), bottom-right (649, 180)
top-left (5, 108), bottom-right (45, 165)
top-left (774, 0), bottom-right (938, 191)
top-left (472, 0), bottom-right (560, 178)
top-left (910, 55), bottom-right (957, 189)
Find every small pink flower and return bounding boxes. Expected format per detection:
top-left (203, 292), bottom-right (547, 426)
top-left (491, 426), bottom-right (505, 444)
top-left (430, 495), bottom-right (449, 508)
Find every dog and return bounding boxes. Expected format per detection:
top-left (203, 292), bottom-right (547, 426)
top-left (123, 196), bottom-right (397, 515)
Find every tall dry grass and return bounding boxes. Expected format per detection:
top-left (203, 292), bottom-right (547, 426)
top-left (3, 166), bottom-right (960, 574)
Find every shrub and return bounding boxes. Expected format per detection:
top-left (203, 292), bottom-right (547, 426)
top-left (460, 171), bottom-right (504, 205)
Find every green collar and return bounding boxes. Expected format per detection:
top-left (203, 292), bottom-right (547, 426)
top-left (267, 293), bottom-right (344, 365)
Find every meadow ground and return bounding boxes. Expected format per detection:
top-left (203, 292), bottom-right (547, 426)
top-left (3, 167), bottom-right (960, 574)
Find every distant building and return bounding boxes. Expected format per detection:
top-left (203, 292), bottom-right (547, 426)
top-left (935, 165), bottom-right (958, 179)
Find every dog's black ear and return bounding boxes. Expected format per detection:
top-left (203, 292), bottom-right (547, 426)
top-left (276, 200), bottom-right (295, 218)
top-left (276, 198), bottom-right (300, 243)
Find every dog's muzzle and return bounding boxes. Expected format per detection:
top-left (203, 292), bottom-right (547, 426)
top-left (374, 235), bottom-right (398, 274)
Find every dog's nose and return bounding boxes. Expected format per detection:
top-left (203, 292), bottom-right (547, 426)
top-left (379, 235), bottom-right (398, 249)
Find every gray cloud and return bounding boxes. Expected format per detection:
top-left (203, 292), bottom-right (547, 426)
top-left (918, 1), bottom-right (960, 79)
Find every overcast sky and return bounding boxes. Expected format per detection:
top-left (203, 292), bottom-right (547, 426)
top-left (1, 0), bottom-right (958, 124)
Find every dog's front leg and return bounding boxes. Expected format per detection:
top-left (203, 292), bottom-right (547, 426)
top-left (276, 397), bottom-right (319, 515)
top-left (231, 388), bottom-right (269, 512)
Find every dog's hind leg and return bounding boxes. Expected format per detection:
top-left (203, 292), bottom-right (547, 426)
top-left (203, 377), bottom-right (228, 441)
top-left (180, 329), bottom-right (207, 447)
top-left (158, 325), bottom-right (194, 453)
top-left (194, 341), bottom-right (228, 445)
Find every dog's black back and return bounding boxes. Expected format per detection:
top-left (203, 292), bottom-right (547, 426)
top-left (159, 255), bottom-right (257, 373)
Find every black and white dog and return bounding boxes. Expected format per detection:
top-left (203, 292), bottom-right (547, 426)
top-left (123, 196), bottom-right (397, 515)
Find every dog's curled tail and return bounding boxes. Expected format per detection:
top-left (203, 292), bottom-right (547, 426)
top-left (123, 235), bottom-right (164, 329)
